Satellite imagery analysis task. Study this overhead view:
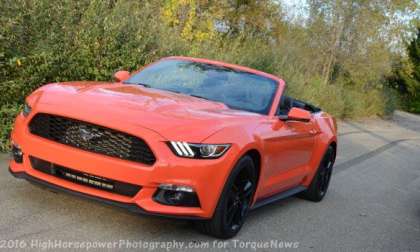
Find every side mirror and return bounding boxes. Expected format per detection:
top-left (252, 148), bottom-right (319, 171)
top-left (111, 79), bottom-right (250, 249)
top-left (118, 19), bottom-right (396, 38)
top-left (280, 107), bottom-right (311, 122)
top-left (113, 70), bottom-right (131, 82)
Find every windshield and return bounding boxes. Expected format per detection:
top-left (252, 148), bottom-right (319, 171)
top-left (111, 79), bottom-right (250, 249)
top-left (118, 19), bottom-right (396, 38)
top-left (124, 59), bottom-right (278, 114)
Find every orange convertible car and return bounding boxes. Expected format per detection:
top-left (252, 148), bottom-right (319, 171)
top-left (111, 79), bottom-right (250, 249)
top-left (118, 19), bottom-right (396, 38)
top-left (9, 56), bottom-right (337, 238)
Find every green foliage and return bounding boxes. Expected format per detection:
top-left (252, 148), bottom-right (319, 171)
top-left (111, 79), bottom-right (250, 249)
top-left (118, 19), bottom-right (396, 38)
top-left (0, 0), bottom-right (412, 152)
top-left (389, 27), bottom-right (420, 113)
top-left (0, 105), bottom-right (21, 151)
top-left (404, 99), bottom-right (420, 113)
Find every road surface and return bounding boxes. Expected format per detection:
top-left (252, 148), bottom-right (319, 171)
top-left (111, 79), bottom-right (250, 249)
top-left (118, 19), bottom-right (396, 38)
top-left (0, 111), bottom-right (419, 251)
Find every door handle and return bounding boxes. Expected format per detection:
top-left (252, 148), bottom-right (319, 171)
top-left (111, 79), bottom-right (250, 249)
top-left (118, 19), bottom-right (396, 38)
top-left (309, 129), bottom-right (317, 135)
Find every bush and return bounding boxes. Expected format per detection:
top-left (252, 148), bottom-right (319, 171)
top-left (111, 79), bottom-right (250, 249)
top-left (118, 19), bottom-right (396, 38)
top-left (0, 105), bottom-right (21, 151)
top-left (404, 98), bottom-right (420, 114)
top-left (0, 0), bottom-right (398, 152)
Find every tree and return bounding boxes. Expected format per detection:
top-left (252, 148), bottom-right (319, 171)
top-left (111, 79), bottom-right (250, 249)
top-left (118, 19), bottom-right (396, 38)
top-left (405, 27), bottom-right (420, 95)
top-left (306, 0), bottom-right (418, 86)
top-left (389, 27), bottom-right (420, 113)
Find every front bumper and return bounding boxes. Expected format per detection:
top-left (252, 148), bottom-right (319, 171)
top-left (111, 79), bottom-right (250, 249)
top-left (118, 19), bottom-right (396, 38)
top-left (10, 112), bottom-right (239, 219)
top-left (9, 166), bottom-right (204, 220)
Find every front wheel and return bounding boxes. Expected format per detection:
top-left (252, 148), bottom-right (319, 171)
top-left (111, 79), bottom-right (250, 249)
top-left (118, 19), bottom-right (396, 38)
top-left (299, 145), bottom-right (336, 202)
top-left (196, 156), bottom-right (257, 239)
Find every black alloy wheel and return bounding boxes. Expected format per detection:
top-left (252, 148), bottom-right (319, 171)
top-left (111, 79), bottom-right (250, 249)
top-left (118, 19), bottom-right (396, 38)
top-left (317, 147), bottom-right (335, 197)
top-left (225, 168), bottom-right (255, 232)
top-left (299, 145), bottom-right (336, 202)
top-left (197, 155), bottom-right (257, 239)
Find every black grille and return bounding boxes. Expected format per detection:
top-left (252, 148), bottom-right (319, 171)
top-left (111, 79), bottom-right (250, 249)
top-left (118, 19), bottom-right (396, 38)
top-left (29, 113), bottom-right (156, 165)
top-left (30, 156), bottom-right (141, 197)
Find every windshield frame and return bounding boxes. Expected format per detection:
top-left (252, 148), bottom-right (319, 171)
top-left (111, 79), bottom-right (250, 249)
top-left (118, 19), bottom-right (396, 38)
top-left (124, 57), bottom-right (283, 116)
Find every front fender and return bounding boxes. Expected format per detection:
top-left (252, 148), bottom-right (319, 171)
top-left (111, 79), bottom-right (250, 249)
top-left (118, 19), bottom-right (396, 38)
top-left (203, 124), bottom-right (265, 207)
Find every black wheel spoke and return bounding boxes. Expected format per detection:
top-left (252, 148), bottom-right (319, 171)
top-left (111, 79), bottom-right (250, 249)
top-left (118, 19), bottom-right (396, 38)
top-left (239, 181), bottom-right (253, 199)
top-left (227, 201), bottom-right (235, 214)
top-left (226, 206), bottom-right (237, 225)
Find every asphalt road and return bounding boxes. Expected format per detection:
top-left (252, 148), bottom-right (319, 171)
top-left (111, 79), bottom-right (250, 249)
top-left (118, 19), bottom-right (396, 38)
top-left (1, 111), bottom-right (419, 251)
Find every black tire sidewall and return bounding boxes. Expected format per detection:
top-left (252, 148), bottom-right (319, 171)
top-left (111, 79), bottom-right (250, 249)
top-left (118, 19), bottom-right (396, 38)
top-left (207, 155), bottom-right (257, 238)
top-left (312, 146), bottom-right (335, 200)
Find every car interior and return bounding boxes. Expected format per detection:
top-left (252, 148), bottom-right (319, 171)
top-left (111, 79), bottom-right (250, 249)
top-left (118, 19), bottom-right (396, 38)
top-left (277, 95), bottom-right (321, 116)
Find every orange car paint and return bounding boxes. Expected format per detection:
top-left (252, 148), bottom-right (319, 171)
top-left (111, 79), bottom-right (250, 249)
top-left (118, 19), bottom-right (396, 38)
top-left (9, 56), bottom-right (337, 219)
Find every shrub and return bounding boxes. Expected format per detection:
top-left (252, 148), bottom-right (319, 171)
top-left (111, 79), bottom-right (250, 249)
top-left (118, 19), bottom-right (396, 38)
top-left (0, 0), bottom-right (398, 152)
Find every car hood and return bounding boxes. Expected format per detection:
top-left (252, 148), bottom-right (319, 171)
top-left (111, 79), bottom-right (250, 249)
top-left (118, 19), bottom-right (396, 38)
top-left (30, 82), bottom-right (262, 142)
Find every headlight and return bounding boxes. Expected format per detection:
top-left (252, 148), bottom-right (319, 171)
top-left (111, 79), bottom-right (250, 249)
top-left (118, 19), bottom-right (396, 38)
top-left (168, 141), bottom-right (230, 159)
top-left (22, 103), bottom-right (32, 117)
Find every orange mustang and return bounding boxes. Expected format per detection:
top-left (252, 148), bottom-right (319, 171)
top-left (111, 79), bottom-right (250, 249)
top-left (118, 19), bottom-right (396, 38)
top-left (9, 56), bottom-right (337, 238)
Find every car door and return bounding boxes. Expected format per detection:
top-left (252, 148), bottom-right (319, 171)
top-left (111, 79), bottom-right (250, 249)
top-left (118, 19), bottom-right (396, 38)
top-left (258, 106), bottom-right (317, 198)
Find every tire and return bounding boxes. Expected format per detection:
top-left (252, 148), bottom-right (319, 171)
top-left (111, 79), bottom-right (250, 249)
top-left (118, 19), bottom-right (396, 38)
top-left (299, 145), bottom-right (336, 202)
top-left (196, 156), bottom-right (257, 239)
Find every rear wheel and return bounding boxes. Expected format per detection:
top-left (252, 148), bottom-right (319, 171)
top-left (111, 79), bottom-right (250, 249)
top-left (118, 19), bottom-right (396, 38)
top-left (197, 156), bottom-right (257, 239)
top-left (299, 145), bottom-right (336, 202)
